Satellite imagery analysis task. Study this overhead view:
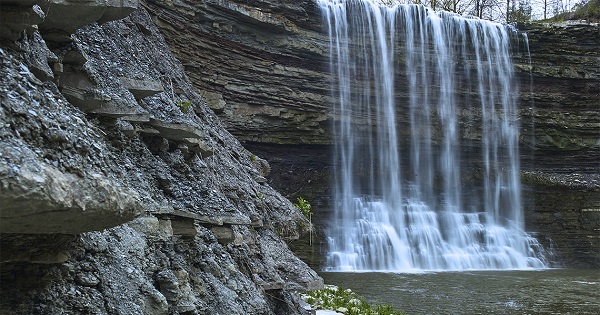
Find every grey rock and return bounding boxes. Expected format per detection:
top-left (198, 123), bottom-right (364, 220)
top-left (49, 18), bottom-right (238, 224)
top-left (75, 273), bottom-right (100, 287)
top-left (170, 218), bottom-right (198, 237)
top-left (120, 77), bottom-right (164, 100)
top-left (38, 0), bottom-right (139, 43)
top-left (0, 137), bottom-right (142, 234)
top-left (0, 4), bottom-right (45, 41)
top-left (0, 3), bottom-right (322, 315)
top-left (211, 226), bottom-right (235, 244)
top-left (200, 90), bottom-right (226, 113)
top-left (18, 31), bottom-right (58, 81)
top-left (156, 269), bottom-right (180, 303)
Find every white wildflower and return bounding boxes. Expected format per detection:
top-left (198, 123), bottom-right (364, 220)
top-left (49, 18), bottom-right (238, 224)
top-left (349, 298), bottom-right (362, 305)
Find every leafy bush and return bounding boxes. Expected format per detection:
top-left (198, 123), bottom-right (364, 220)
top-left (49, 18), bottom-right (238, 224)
top-left (574, 0), bottom-right (600, 21)
top-left (177, 99), bottom-right (192, 113)
top-left (293, 196), bottom-right (312, 217)
top-left (544, 0), bottom-right (600, 22)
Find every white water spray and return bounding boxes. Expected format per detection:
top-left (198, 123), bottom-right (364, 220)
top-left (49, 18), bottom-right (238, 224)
top-left (319, 0), bottom-right (548, 271)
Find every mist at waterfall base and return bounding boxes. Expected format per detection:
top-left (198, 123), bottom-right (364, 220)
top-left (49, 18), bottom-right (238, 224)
top-left (319, 0), bottom-right (550, 271)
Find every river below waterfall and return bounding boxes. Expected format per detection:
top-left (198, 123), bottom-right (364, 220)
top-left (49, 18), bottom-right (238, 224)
top-left (320, 269), bottom-right (600, 314)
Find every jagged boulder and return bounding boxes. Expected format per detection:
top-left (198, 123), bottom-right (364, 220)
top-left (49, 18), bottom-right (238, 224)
top-left (0, 3), bottom-right (45, 41)
top-left (0, 0), bottom-right (139, 43)
top-left (0, 50), bottom-right (144, 234)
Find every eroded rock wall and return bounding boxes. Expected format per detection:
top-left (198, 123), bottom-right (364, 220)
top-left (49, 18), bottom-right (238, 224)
top-left (144, 0), bottom-right (599, 268)
top-left (514, 21), bottom-right (600, 268)
top-left (144, 0), bottom-right (331, 145)
top-left (515, 21), bottom-right (599, 172)
top-left (0, 1), bottom-right (322, 313)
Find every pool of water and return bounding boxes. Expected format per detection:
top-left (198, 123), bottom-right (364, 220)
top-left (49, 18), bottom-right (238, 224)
top-left (320, 269), bottom-right (600, 314)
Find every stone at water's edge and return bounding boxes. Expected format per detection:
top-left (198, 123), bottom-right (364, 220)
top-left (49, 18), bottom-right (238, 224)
top-left (146, 0), bottom-right (599, 268)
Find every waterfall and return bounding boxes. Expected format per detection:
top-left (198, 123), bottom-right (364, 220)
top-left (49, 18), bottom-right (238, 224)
top-left (319, 0), bottom-right (549, 271)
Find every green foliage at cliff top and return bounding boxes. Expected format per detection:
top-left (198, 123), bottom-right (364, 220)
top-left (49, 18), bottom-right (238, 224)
top-left (544, 0), bottom-right (600, 22)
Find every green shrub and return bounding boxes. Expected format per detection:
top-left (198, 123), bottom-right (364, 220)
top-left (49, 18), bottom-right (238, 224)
top-left (177, 99), bottom-right (192, 113)
top-left (293, 196), bottom-right (312, 217)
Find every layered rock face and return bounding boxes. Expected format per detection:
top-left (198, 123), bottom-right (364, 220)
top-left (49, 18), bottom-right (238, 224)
top-left (143, 0), bottom-right (331, 145)
top-left (514, 21), bottom-right (600, 268)
top-left (0, 1), bottom-right (322, 314)
top-left (147, 0), bottom-right (599, 268)
top-left (515, 21), bottom-right (599, 172)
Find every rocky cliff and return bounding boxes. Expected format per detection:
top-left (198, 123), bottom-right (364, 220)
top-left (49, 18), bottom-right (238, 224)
top-left (0, 1), bottom-right (322, 314)
top-left (1, 7), bottom-right (597, 315)
top-left (144, 0), bottom-right (599, 268)
top-left (143, 0), bottom-right (330, 145)
top-left (514, 21), bottom-right (599, 268)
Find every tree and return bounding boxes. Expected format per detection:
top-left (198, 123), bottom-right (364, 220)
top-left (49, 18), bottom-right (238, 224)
top-left (439, 0), bottom-right (470, 13)
top-left (379, 0), bottom-right (590, 22)
top-left (471, 0), bottom-right (499, 19)
top-left (514, 0), bottom-right (533, 22)
top-left (474, 0), bottom-right (484, 18)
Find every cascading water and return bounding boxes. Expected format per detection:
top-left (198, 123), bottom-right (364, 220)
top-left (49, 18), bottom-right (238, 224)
top-left (319, 0), bottom-right (549, 271)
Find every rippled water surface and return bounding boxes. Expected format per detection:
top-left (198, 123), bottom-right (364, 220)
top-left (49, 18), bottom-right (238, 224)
top-left (320, 269), bottom-right (600, 314)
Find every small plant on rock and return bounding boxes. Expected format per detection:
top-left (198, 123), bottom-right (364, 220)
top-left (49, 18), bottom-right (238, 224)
top-left (294, 196), bottom-right (312, 218)
top-left (177, 99), bottom-right (192, 113)
top-left (294, 196), bottom-right (314, 245)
